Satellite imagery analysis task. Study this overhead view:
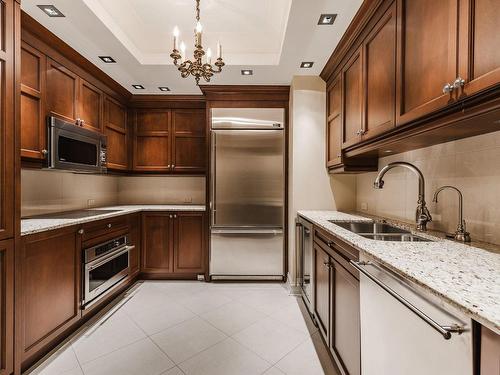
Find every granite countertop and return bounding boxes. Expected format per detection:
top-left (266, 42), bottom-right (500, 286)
top-left (21, 205), bottom-right (206, 236)
top-left (298, 210), bottom-right (500, 334)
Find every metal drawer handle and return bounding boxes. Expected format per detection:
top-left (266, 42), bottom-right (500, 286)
top-left (323, 261), bottom-right (332, 268)
top-left (350, 260), bottom-right (466, 340)
top-left (86, 245), bottom-right (134, 271)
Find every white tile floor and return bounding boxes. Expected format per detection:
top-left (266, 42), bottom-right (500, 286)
top-left (28, 281), bottom-right (340, 375)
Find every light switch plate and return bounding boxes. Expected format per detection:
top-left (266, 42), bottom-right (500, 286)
top-left (87, 199), bottom-right (96, 208)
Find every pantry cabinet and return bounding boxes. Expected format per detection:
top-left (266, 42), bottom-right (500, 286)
top-left (142, 212), bottom-right (206, 278)
top-left (171, 109), bottom-right (206, 173)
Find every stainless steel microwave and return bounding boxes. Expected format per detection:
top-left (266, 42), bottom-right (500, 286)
top-left (47, 116), bottom-right (107, 173)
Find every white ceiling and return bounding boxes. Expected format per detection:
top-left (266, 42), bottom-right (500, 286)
top-left (22, 0), bottom-right (363, 94)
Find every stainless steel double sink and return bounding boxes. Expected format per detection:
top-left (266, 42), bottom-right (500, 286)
top-left (328, 220), bottom-right (433, 242)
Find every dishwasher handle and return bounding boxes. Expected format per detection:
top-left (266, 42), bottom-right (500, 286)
top-left (351, 260), bottom-right (466, 340)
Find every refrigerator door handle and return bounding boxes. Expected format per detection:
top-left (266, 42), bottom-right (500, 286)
top-left (211, 228), bottom-right (283, 235)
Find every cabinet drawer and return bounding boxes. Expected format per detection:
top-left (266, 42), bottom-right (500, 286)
top-left (80, 215), bottom-right (129, 242)
top-left (314, 227), bottom-right (359, 264)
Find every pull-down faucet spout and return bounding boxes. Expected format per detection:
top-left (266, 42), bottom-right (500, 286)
top-left (373, 162), bottom-right (432, 231)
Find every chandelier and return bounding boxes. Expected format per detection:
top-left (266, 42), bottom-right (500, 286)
top-left (170, 0), bottom-right (225, 85)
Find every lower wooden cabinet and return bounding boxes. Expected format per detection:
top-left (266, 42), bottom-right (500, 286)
top-left (313, 228), bottom-right (361, 375)
top-left (18, 227), bottom-right (81, 367)
top-left (128, 213), bottom-right (141, 278)
top-left (479, 324), bottom-right (500, 375)
top-left (142, 211), bottom-right (206, 278)
top-left (0, 239), bottom-right (14, 375)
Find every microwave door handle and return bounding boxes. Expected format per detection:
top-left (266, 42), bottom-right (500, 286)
top-left (86, 245), bottom-right (134, 271)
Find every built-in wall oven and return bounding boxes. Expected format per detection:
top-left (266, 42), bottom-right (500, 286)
top-left (82, 235), bottom-right (133, 308)
top-left (47, 116), bottom-right (107, 173)
top-left (296, 216), bottom-right (314, 316)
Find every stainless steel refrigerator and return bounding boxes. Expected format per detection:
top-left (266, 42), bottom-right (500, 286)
top-left (210, 108), bottom-right (285, 280)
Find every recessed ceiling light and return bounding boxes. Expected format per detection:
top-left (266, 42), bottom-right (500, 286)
top-left (37, 5), bottom-right (65, 17)
top-left (158, 87), bottom-right (171, 92)
top-left (241, 69), bottom-right (253, 76)
top-left (300, 62), bottom-right (314, 68)
top-left (99, 56), bottom-right (116, 63)
top-left (318, 14), bottom-right (337, 25)
top-left (132, 85), bottom-right (145, 90)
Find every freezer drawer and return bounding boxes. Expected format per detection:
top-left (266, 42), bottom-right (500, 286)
top-left (210, 228), bottom-right (284, 279)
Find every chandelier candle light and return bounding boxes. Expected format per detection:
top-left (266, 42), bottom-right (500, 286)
top-left (170, 0), bottom-right (225, 85)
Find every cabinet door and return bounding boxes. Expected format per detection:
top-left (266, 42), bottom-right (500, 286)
top-left (128, 214), bottom-right (141, 278)
top-left (362, 2), bottom-right (397, 140)
top-left (327, 76), bottom-right (342, 167)
top-left (20, 228), bottom-right (80, 364)
top-left (104, 96), bottom-right (128, 170)
top-left (21, 42), bottom-right (46, 159)
top-left (46, 58), bottom-right (78, 123)
top-left (141, 213), bottom-right (173, 274)
top-left (396, 0), bottom-right (460, 125)
top-left (459, 0), bottom-right (500, 97)
top-left (173, 212), bottom-right (205, 274)
top-left (78, 79), bottom-right (103, 132)
top-left (171, 109), bottom-right (206, 173)
top-left (133, 110), bottom-right (171, 171)
top-left (342, 49), bottom-right (363, 148)
top-left (0, 0), bottom-right (15, 241)
top-left (332, 259), bottom-right (360, 375)
top-left (0, 240), bottom-right (13, 375)
top-left (314, 245), bottom-right (331, 340)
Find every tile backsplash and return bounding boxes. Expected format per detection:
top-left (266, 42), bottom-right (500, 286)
top-left (21, 170), bottom-right (206, 217)
top-left (356, 130), bottom-right (500, 245)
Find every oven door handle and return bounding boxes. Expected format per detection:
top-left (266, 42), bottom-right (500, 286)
top-left (85, 245), bottom-right (134, 271)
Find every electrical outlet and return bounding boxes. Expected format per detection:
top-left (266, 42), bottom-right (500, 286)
top-left (361, 202), bottom-right (368, 211)
top-left (87, 199), bottom-right (95, 208)
top-left (183, 197), bottom-right (193, 203)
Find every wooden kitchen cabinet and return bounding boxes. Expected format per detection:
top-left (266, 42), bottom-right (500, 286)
top-left (19, 227), bottom-right (81, 366)
top-left (133, 110), bottom-right (172, 172)
top-left (141, 213), bottom-right (174, 274)
top-left (479, 324), bottom-right (500, 375)
top-left (171, 109), bottom-right (206, 173)
top-left (104, 96), bottom-right (128, 170)
top-left (314, 244), bottom-right (331, 340)
top-left (326, 75), bottom-right (343, 168)
top-left (313, 227), bottom-right (361, 375)
top-left (142, 212), bottom-right (206, 278)
top-left (342, 48), bottom-right (363, 148)
top-left (0, 239), bottom-right (14, 375)
top-left (331, 258), bottom-right (361, 375)
top-left (459, 0), bottom-right (500, 97)
top-left (362, 1), bottom-right (396, 140)
top-left (21, 42), bottom-right (46, 159)
top-left (78, 78), bottom-right (103, 132)
top-left (128, 214), bottom-right (141, 278)
top-left (395, 0), bottom-right (460, 125)
top-left (46, 57), bottom-right (79, 123)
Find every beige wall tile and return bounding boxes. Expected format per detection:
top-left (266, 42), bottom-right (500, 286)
top-left (356, 130), bottom-right (500, 244)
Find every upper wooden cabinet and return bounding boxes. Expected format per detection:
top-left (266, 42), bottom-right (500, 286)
top-left (362, 2), bottom-right (397, 139)
top-left (133, 110), bottom-right (171, 172)
top-left (459, 0), bottom-right (500, 97)
top-left (342, 48), bottom-right (363, 148)
top-left (46, 57), bottom-right (79, 123)
top-left (326, 76), bottom-right (342, 168)
top-left (78, 79), bottom-right (103, 132)
top-left (21, 42), bottom-right (46, 159)
top-left (396, 0), bottom-right (460, 125)
top-left (132, 108), bottom-right (207, 174)
top-left (171, 109), bottom-right (206, 173)
top-left (104, 96), bottom-right (128, 170)
top-left (321, 0), bottom-right (500, 169)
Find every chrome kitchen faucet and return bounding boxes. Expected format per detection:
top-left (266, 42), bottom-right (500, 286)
top-left (373, 162), bottom-right (432, 231)
top-left (433, 186), bottom-right (471, 242)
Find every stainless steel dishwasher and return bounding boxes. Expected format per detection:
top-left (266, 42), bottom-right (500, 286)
top-left (296, 216), bottom-right (314, 316)
top-left (353, 254), bottom-right (473, 375)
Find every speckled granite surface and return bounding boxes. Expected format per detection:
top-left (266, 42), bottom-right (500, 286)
top-left (21, 205), bottom-right (206, 236)
top-left (298, 210), bottom-right (500, 334)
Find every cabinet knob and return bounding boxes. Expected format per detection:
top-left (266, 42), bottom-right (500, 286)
top-left (169, 214), bottom-right (173, 218)
top-left (76, 118), bottom-right (81, 126)
top-left (107, 223), bottom-right (112, 228)
top-left (174, 214), bottom-right (177, 219)
top-left (78, 228), bottom-right (84, 235)
top-left (167, 164), bottom-right (171, 168)
top-left (41, 149), bottom-right (48, 156)
top-left (337, 154), bottom-right (341, 158)
top-left (453, 77), bottom-right (465, 89)
top-left (81, 119), bottom-right (85, 126)
top-left (323, 261), bottom-right (332, 268)
top-left (172, 164), bottom-right (175, 168)
top-left (442, 83), bottom-right (454, 94)
top-left (327, 241), bottom-right (334, 248)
